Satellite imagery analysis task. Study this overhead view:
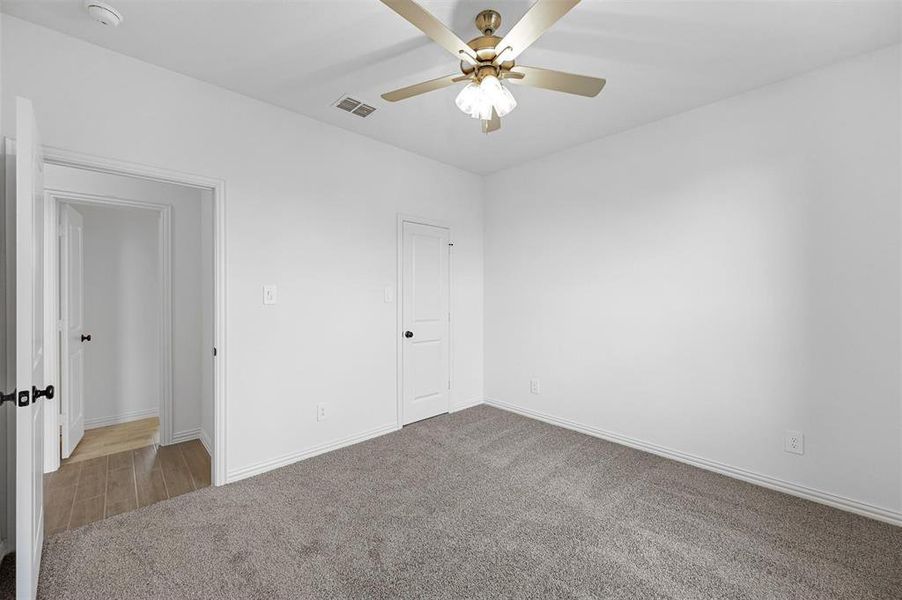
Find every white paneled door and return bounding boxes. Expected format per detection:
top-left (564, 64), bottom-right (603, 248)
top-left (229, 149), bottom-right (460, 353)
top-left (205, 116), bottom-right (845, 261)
top-left (15, 97), bottom-right (47, 600)
top-left (60, 204), bottom-right (86, 458)
top-left (401, 221), bottom-right (450, 425)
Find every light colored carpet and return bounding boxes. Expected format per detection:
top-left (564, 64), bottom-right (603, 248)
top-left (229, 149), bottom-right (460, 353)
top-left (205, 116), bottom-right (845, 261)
top-left (37, 405), bottom-right (901, 599)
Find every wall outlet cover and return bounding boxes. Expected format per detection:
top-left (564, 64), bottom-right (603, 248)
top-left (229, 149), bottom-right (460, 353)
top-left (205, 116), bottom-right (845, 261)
top-left (530, 378), bottom-right (540, 394)
top-left (784, 430), bottom-right (804, 455)
top-left (316, 402), bottom-right (327, 422)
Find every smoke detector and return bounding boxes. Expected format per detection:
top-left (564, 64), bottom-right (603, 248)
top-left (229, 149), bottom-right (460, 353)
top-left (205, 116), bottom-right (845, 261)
top-left (85, 2), bottom-right (123, 27)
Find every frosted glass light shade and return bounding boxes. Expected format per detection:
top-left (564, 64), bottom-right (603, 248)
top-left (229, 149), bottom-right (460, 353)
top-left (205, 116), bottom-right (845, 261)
top-left (480, 75), bottom-right (517, 117)
top-left (455, 83), bottom-right (493, 120)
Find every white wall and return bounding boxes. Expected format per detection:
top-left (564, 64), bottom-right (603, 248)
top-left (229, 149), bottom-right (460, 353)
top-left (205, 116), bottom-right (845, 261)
top-left (0, 8), bottom-right (10, 559)
top-left (76, 204), bottom-right (160, 427)
top-left (1, 16), bottom-right (484, 481)
top-left (485, 45), bottom-right (901, 519)
top-left (200, 191), bottom-right (214, 452)
top-left (46, 165), bottom-right (211, 439)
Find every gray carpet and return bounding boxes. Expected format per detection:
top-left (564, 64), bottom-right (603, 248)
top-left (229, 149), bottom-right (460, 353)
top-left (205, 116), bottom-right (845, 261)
top-left (38, 405), bottom-right (901, 599)
top-left (0, 553), bottom-right (12, 600)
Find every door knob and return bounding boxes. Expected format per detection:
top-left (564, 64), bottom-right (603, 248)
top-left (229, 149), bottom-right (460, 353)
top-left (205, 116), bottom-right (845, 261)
top-left (32, 384), bottom-right (54, 402)
top-left (404, 331), bottom-right (414, 338)
top-left (81, 334), bottom-right (92, 342)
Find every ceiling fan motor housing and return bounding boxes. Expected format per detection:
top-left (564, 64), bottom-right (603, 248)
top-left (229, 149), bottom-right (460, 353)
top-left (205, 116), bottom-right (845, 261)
top-left (459, 12), bottom-right (515, 80)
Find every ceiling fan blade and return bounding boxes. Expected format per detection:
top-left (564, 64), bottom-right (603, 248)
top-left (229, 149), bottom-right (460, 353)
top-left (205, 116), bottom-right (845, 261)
top-left (382, 73), bottom-right (462, 102)
top-left (482, 108), bottom-right (501, 134)
top-left (507, 65), bottom-right (606, 97)
top-left (379, 0), bottom-right (477, 62)
top-left (494, 0), bottom-right (580, 60)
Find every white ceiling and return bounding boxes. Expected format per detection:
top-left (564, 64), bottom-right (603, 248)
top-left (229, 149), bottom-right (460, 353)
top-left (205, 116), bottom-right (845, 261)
top-left (3, 1), bottom-right (900, 174)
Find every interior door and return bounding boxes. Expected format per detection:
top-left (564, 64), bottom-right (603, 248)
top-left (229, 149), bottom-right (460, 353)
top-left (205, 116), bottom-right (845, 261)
top-left (15, 97), bottom-right (47, 600)
top-left (60, 205), bottom-right (85, 458)
top-left (401, 221), bottom-right (450, 425)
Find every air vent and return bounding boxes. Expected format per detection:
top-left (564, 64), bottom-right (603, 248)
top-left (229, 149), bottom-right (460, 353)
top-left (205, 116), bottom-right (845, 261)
top-left (334, 96), bottom-right (376, 118)
top-left (352, 104), bottom-right (376, 118)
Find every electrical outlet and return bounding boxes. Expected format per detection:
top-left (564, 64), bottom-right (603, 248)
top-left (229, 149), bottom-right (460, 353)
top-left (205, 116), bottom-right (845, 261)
top-left (530, 378), bottom-right (540, 394)
top-left (784, 430), bottom-right (804, 455)
top-left (316, 403), bottom-right (328, 422)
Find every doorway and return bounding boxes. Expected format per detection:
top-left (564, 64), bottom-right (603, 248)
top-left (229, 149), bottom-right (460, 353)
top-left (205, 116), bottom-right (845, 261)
top-left (398, 218), bottom-right (452, 426)
top-left (41, 165), bottom-right (214, 533)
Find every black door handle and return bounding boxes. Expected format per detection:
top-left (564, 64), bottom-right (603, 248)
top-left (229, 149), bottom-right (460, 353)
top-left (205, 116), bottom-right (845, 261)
top-left (81, 334), bottom-right (92, 342)
top-left (32, 384), bottom-right (54, 402)
top-left (404, 331), bottom-right (413, 338)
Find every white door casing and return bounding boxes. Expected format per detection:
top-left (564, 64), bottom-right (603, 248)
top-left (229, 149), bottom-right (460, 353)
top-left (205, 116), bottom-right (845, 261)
top-left (15, 97), bottom-right (46, 600)
top-left (60, 204), bottom-right (85, 458)
top-left (401, 220), bottom-right (450, 426)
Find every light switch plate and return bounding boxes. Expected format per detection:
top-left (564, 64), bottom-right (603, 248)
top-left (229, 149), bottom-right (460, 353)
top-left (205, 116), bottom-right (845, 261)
top-left (530, 378), bottom-right (541, 394)
top-left (263, 285), bottom-right (278, 305)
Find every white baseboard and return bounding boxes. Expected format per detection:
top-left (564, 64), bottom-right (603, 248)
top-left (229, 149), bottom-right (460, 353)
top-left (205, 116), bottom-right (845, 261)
top-left (199, 428), bottom-right (213, 456)
top-left (170, 427), bottom-right (201, 444)
top-left (85, 408), bottom-right (158, 429)
top-left (227, 423), bottom-right (400, 484)
top-left (484, 398), bottom-right (902, 527)
top-left (450, 397), bottom-right (484, 413)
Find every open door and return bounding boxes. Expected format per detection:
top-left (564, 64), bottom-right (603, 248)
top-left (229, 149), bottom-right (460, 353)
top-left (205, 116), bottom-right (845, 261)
top-left (60, 205), bottom-right (85, 458)
top-left (15, 97), bottom-right (50, 600)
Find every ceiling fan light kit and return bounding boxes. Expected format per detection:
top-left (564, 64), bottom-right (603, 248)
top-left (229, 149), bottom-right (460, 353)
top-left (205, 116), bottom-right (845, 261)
top-left (379, 0), bottom-right (606, 134)
top-left (455, 74), bottom-right (517, 120)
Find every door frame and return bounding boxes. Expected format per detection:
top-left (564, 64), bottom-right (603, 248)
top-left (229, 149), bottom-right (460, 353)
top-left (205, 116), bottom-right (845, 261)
top-left (395, 214), bottom-right (453, 428)
top-left (45, 191), bottom-right (174, 469)
top-left (17, 142), bottom-right (228, 486)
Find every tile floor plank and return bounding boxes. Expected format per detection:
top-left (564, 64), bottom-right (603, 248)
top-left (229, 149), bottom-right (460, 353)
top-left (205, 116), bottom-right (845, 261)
top-left (158, 445), bottom-right (195, 497)
top-left (69, 496), bottom-right (105, 529)
top-left (135, 469), bottom-right (168, 508)
top-left (133, 445), bottom-right (163, 476)
top-left (105, 466), bottom-right (138, 518)
top-left (180, 440), bottom-right (212, 488)
top-left (44, 484), bottom-right (77, 536)
top-left (74, 471), bottom-right (107, 502)
top-left (107, 450), bottom-right (134, 472)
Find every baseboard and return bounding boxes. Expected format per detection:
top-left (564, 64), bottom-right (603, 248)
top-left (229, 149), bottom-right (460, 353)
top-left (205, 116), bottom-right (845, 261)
top-left (170, 427), bottom-right (201, 444)
top-left (199, 428), bottom-right (213, 456)
top-left (484, 398), bottom-right (902, 527)
top-left (450, 397), bottom-right (484, 413)
top-left (227, 423), bottom-right (400, 484)
top-left (85, 408), bottom-right (158, 429)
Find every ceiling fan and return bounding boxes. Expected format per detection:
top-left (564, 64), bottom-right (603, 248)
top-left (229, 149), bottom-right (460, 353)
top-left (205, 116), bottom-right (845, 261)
top-left (379, 0), bottom-right (606, 134)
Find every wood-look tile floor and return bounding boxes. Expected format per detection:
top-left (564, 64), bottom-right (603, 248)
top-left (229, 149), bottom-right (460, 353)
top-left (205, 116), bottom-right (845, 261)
top-left (63, 417), bottom-right (161, 465)
top-left (44, 440), bottom-right (211, 536)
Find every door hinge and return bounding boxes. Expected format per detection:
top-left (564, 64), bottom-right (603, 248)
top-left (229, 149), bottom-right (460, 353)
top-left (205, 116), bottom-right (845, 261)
top-left (448, 379), bottom-right (451, 390)
top-left (213, 347), bottom-right (217, 357)
top-left (0, 389), bottom-right (16, 407)
top-left (57, 320), bottom-right (64, 332)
